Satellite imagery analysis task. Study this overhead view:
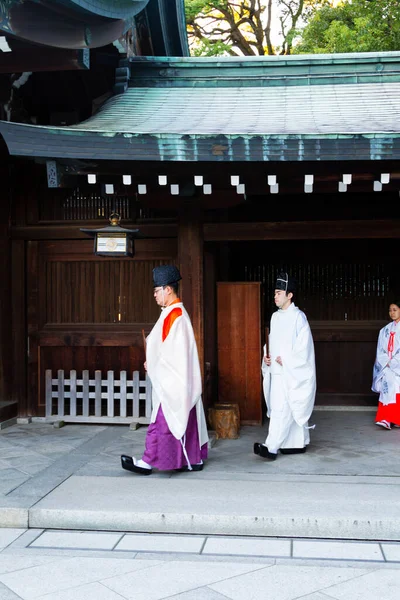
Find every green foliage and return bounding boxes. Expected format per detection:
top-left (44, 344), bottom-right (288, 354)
top-left (293, 0), bottom-right (400, 54)
top-left (185, 0), bottom-right (229, 21)
top-left (191, 38), bottom-right (232, 56)
top-left (185, 1), bottom-right (325, 56)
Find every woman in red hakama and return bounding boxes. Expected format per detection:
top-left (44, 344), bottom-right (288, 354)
top-left (373, 302), bottom-right (400, 430)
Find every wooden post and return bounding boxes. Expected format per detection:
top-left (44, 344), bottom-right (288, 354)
top-left (178, 202), bottom-right (204, 378)
top-left (45, 370), bottom-right (52, 417)
top-left (120, 370), bottom-right (127, 418)
top-left (70, 370), bottom-right (77, 417)
top-left (95, 370), bottom-right (102, 417)
top-left (57, 369), bottom-right (64, 417)
top-left (12, 240), bottom-right (27, 416)
top-left (132, 370), bottom-right (140, 418)
top-left (0, 185), bottom-right (12, 415)
top-left (27, 240), bottom-right (39, 417)
top-left (145, 373), bottom-right (152, 419)
top-left (106, 370), bottom-right (114, 418)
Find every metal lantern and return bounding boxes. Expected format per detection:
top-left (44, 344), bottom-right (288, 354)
top-left (80, 213), bottom-right (142, 257)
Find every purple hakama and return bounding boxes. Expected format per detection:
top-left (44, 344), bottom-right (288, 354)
top-left (142, 405), bottom-right (208, 471)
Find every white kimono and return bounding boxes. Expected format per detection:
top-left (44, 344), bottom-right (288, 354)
top-left (262, 303), bottom-right (316, 452)
top-left (372, 321), bottom-right (400, 405)
top-left (146, 302), bottom-right (208, 447)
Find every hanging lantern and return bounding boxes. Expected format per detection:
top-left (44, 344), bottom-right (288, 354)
top-left (80, 213), bottom-right (142, 257)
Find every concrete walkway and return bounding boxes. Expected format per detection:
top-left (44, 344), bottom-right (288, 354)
top-left (2, 527), bottom-right (400, 600)
top-left (1, 410), bottom-right (400, 541)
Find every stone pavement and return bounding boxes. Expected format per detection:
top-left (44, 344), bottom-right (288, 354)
top-left (1, 410), bottom-right (400, 540)
top-left (1, 527), bottom-right (400, 599)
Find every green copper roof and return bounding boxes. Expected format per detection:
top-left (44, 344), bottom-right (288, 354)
top-left (124, 51), bottom-right (400, 88)
top-left (1, 52), bottom-right (400, 162)
top-left (64, 82), bottom-right (400, 136)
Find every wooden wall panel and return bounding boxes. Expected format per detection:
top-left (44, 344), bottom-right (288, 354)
top-left (40, 255), bottom-right (170, 325)
top-left (24, 238), bottom-right (178, 416)
top-left (311, 321), bottom-right (382, 404)
top-left (217, 282), bottom-right (262, 425)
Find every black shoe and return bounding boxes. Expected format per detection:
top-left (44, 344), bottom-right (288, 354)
top-left (280, 447), bottom-right (307, 455)
top-left (253, 442), bottom-right (261, 455)
top-left (254, 442), bottom-right (277, 460)
top-left (121, 455), bottom-right (152, 475)
top-left (175, 463), bottom-right (204, 472)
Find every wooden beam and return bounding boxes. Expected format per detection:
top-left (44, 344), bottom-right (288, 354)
top-left (11, 223), bottom-right (178, 240)
top-left (0, 48), bottom-right (89, 73)
top-left (204, 219), bottom-right (400, 241)
top-left (12, 218), bottom-right (400, 243)
top-left (178, 203), bottom-right (204, 379)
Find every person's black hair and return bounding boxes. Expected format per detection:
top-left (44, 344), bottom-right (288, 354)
top-left (390, 300), bottom-right (400, 309)
top-left (167, 282), bottom-right (179, 295)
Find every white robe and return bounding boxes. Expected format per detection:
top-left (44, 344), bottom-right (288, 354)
top-left (372, 321), bottom-right (400, 405)
top-left (146, 302), bottom-right (208, 447)
top-left (262, 303), bottom-right (316, 450)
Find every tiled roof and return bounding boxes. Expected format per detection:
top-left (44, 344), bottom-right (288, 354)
top-left (71, 82), bottom-right (400, 136)
top-left (1, 52), bottom-right (400, 162)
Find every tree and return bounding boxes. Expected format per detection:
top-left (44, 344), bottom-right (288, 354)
top-left (293, 1), bottom-right (400, 54)
top-left (185, 1), bottom-right (325, 56)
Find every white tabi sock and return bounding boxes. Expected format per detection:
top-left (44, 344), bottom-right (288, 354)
top-left (132, 457), bottom-right (152, 470)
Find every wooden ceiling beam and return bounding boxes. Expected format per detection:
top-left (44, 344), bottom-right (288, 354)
top-left (0, 48), bottom-right (89, 73)
top-left (11, 219), bottom-right (400, 242)
top-left (204, 219), bottom-right (400, 242)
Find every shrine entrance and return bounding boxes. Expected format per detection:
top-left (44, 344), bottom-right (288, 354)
top-left (210, 238), bottom-right (397, 417)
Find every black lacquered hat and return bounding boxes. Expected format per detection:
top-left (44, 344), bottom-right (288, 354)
top-left (275, 272), bottom-right (296, 293)
top-left (153, 265), bottom-right (182, 287)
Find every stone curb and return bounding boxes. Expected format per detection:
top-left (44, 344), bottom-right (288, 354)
top-left (0, 507), bottom-right (29, 528)
top-left (27, 508), bottom-right (400, 541)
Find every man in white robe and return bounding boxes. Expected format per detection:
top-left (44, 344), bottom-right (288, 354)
top-left (121, 265), bottom-right (208, 475)
top-left (254, 272), bottom-right (316, 461)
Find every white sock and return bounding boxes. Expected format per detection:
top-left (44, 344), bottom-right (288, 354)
top-left (132, 457), bottom-right (152, 470)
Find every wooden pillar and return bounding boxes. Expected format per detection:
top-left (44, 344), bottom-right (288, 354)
top-left (0, 195), bottom-right (12, 409)
top-left (178, 203), bottom-right (204, 377)
top-left (12, 240), bottom-right (27, 416)
top-left (27, 241), bottom-right (39, 417)
top-left (203, 246), bottom-right (217, 413)
top-left (0, 152), bottom-right (18, 421)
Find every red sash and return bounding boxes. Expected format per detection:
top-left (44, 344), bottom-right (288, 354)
top-left (388, 331), bottom-right (395, 359)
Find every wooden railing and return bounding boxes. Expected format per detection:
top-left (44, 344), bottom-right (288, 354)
top-left (45, 369), bottom-right (152, 424)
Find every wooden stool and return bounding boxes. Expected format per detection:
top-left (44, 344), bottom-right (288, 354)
top-left (208, 403), bottom-right (240, 439)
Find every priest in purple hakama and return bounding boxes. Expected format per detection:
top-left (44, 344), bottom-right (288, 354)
top-left (121, 265), bottom-right (208, 475)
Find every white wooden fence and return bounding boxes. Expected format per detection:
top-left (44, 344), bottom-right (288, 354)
top-left (45, 369), bottom-right (152, 424)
